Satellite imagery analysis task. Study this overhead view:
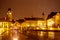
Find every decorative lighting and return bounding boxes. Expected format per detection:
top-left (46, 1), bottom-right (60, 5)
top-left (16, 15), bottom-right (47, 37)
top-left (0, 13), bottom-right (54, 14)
top-left (13, 37), bottom-right (18, 40)
top-left (50, 27), bottom-right (53, 30)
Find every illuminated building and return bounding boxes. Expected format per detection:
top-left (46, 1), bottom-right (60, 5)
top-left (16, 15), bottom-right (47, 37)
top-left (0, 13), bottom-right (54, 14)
top-left (0, 8), bottom-right (14, 34)
top-left (21, 17), bottom-right (46, 30)
top-left (0, 8), bottom-right (13, 28)
top-left (47, 12), bottom-right (60, 39)
top-left (0, 17), bottom-right (11, 35)
top-left (7, 8), bottom-right (13, 21)
top-left (47, 12), bottom-right (60, 28)
top-left (20, 13), bottom-right (46, 30)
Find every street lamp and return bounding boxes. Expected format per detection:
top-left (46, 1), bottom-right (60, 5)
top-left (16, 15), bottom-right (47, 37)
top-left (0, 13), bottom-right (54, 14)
top-left (13, 37), bottom-right (18, 40)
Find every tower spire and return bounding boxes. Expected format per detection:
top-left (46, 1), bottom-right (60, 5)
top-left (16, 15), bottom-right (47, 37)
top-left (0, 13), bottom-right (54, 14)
top-left (7, 8), bottom-right (12, 21)
top-left (42, 12), bottom-right (45, 20)
top-left (8, 8), bottom-right (11, 11)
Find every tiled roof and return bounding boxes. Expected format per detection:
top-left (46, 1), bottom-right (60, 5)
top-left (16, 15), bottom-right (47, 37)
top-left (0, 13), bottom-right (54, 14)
top-left (47, 12), bottom-right (57, 19)
top-left (24, 17), bottom-right (44, 20)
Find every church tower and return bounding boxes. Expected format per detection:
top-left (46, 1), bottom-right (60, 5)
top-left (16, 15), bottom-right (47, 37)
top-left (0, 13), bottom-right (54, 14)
top-left (7, 8), bottom-right (12, 21)
top-left (42, 12), bottom-right (45, 20)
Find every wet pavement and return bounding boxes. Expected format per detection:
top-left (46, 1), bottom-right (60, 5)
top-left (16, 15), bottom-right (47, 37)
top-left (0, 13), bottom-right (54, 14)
top-left (0, 29), bottom-right (60, 40)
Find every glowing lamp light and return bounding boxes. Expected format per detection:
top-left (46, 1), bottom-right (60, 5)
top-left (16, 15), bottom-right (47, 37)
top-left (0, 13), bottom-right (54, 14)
top-left (0, 29), bottom-right (2, 35)
top-left (11, 24), bottom-right (14, 26)
top-left (31, 24), bottom-right (35, 26)
top-left (42, 28), bottom-right (46, 30)
top-left (47, 21), bottom-right (54, 26)
top-left (40, 23), bottom-right (43, 25)
top-left (50, 27), bottom-right (53, 30)
top-left (9, 12), bottom-right (12, 15)
top-left (13, 37), bottom-right (18, 40)
top-left (40, 31), bottom-right (44, 37)
top-left (27, 24), bottom-right (30, 27)
top-left (36, 27), bottom-right (40, 30)
top-left (0, 28), bottom-right (4, 35)
top-left (0, 22), bottom-right (2, 26)
top-left (58, 26), bottom-right (60, 30)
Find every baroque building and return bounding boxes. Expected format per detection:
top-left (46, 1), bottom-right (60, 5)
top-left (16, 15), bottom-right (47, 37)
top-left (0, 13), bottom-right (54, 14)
top-left (0, 8), bottom-right (13, 28)
top-left (47, 12), bottom-right (60, 28)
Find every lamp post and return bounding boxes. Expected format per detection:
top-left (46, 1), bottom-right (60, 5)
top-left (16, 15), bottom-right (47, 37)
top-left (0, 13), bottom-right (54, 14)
top-left (46, 18), bottom-right (48, 40)
top-left (53, 16), bottom-right (55, 28)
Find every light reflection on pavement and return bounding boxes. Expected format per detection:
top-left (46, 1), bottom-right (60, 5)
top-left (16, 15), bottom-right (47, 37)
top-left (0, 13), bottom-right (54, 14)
top-left (0, 28), bottom-right (60, 40)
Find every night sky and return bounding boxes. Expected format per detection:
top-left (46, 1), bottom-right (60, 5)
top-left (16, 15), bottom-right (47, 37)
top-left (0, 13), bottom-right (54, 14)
top-left (0, 0), bottom-right (60, 20)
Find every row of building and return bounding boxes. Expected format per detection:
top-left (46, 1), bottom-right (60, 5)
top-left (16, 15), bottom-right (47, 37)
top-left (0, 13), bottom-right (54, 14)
top-left (0, 8), bottom-right (60, 30)
top-left (0, 8), bottom-right (13, 28)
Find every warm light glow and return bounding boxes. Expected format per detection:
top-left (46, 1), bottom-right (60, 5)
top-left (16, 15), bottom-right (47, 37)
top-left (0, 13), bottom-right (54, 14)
top-left (58, 26), bottom-right (60, 30)
top-left (17, 24), bottom-right (20, 27)
top-left (36, 27), bottom-right (40, 29)
top-left (5, 28), bottom-right (9, 35)
top-left (0, 22), bottom-right (2, 26)
top-left (31, 24), bottom-right (35, 27)
top-left (13, 37), bottom-right (18, 40)
top-left (9, 12), bottom-right (12, 15)
top-left (47, 19), bottom-right (54, 26)
top-left (38, 21), bottom-right (46, 29)
top-left (40, 31), bottom-right (44, 37)
top-left (49, 27), bottom-right (53, 30)
top-left (27, 24), bottom-right (30, 27)
top-left (42, 28), bottom-right (46, 30)
top-left (0, 28), bottom-right (5, 35)
top-left (2, 22), bottom-right (9, 28)
top-left (56, 13), bottom-right (60, 19)
top-left (38, 31), bottom-right (44, 37)
top-left (48, 32), bottom-right (54, 39)
top-left (11, 24), bottom-right (14, 26)
top-left (39, 23), bottom-right (43, 25)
